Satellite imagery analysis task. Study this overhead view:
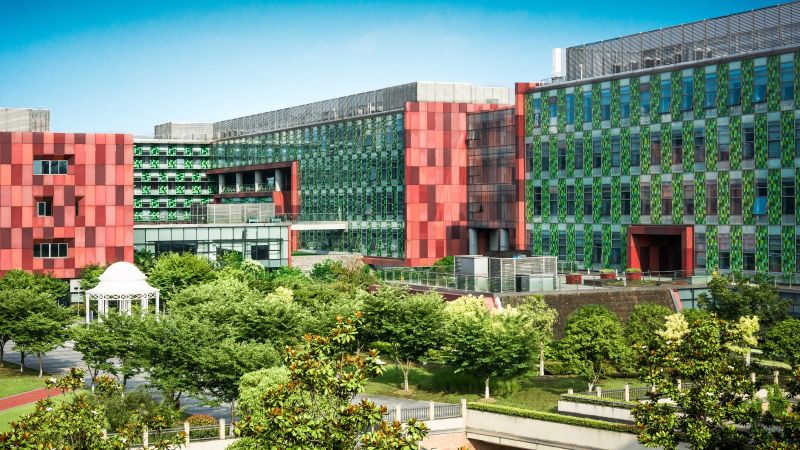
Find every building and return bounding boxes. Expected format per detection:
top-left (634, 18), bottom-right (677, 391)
top-left (0, 132), bottom-right (134, 279)
top-left (0, 108), bottom-right (50, 132)
top-left (523, 2), bottom-right (800, 276)
top-left (154, 122), bottom-right (213, 140)
top-left (207, 82), bottom-right (514, 266)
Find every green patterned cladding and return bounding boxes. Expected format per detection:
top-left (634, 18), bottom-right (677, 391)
top-left (768, 55), bottom-right (780, 111)
top-left (782, 111), bottom-right (795, 167)
top-left (584, 223), bottom-right (593, 268)
top-left (756, 226), bottom-right (768, 272)
top-left (540, 91), bottom-right (551, 127)
top-left (671, 71), bottom-right (682, 121)
top-left (574, 85), bottom-right (584, 131)
top-left (651, 173), bottom-right (662, 224)
top-left (755, 114), bottom-right (768, 169)
top-left (592, 177), bottom-right (602, 223)
top-left (769, 169), bottom-right (781, 226)
top-left (611, 80), bottom-right (621, 128)
top-left (717, 63), bottom-right (729, 115)
top-left (612, 176), bottom-right (621, 223)
top-left (640, 125), bottom-right (651, 171)
top-left (630, 77), bottom-right (641, 125)
top-left (558, 178), bottom-right (567, 223)
top-left (550, 134), bottom-right (559, 175)
top-left (557, 89), bottom-right (567, 132)
top-left (533, 136), bottom-right (542, 180)
top-left (532, 223), bottom-right (542, 255)
top-left (706, 119), bottom-right (717, 171)
top-left (601, 129), bottom-right (611, 176)
top-left (742, 59), bottom-right (754, 114)
top-left (621, 127), bottom-right (631, 175)
top-left (672, 173), bottom-right (683, 223)
top-left (661, 124), bottom-right (672, 173)
top-left (650, 77), bottom-right (661, 124)
top-left (731, 225), bottom-right (743, 271)
top-left (567, 223), bottom-right (576, 262)
top-left (706, 225), bottom-right (718, 271)
top-left (695, 172), bottom-right (706, 224)
top-left (583, 134), bottom-right (593, 173)
top-left (730, 115), bottom-right (743, 170)
top-left (550, 223), bottom-right (559, 257)
top-left (796, 52), bottom-right (800, 109)
top-left (743, 170), bottom-right (755, 225)
top-left (524, 93), bottom-right (533, 135)
top-left (525, 182), bottom-right (534, 221)
top-left (783, 226), bottom-right (796, 273)
top-left (631, 175), bottom-right (641, 223)
top-left (592, 83), bottom-right (602, 129)
top-left (683, 122), bottom-right (694, 173)
top-left (693, 67), bottom-right (705, 119)
top-left (602, 224), bottom-right (612, 268)
top-left (620, 224), bottom-right (628, 269)
top-left (566, 133), bottom-right (575, 177)
top-left (797, 168), bottom-right (800, 220)
top-left (575, 182), bottom-right (584, 222)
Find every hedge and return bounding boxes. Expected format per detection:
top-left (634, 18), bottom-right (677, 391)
top-left (467, 402), bottom-right (637, 434)
top-left (559, 394), bottom-right (638, 409)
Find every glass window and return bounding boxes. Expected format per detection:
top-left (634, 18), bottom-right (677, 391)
top-left (743, 122), bottom-right (755, 160)
top-left (611, 135), bottom-right (620, 168)
top-left (33, 242), bottom-right (68, 258)
top-left (683, 182), bottom-right (695, 216)
top-left (651, 131), bottom-right (662, 166)
top-left (756, 179), bottom-right (768, 217)
top-left (601, 184), bottom-right (611, 217)
top-left (601, 88), bottom-right (611, 121)
top-left (549, 185), bottom-right (558, 216)
top-left (705, 72), bottom-right (717, 109)
top-left (753, 64), bottom-right (767, 104)
top-left (533, 186), bottom-right (542, 216)
top-left (769, 234), bottom-right (782, 272)
top-left (728, 69), bottom-right (742, 106)
top-left (719, 233), bottom-right (731, 270)
top-left (696, 233), bottom-right (707, 269)
top-left (662, 182), bottom-right (673, 216)
top-left (681, 76), bottom-right (693, 111)
top-left (718, 123), bottom-right (731, 161)
top-left (558, 141), bottom-right (567, 171)
top-left (611, 232), bottom-right (621, 265)
top-left (631, 133), bottom-right (641, 167)
top-left (575, 231), bottom-right (585, 264)
top-left (567, 185), bottom-right (575, 215)
top-left (592, 136), bottom-right (602, 169)
top-left (707, 180), bottom-right (718, 216)
top-left (783, 178), bottom-right (795, 215)
top-left (542, 230), bottom-right (550, 254)
top-left (743, 234), bottom-right (756, 271)
top-left (672, 128), bottom-right (683, 165)
top-left (781, 61), bottom-right (794, 101)
top-left (768, 120), bottom-right (780, 159)
top-left (641, 183), bottom-right (651, 215)
top-left (558, 231), bottom-right (567, 260)
top-left (620, 86), bottom-right (630, 119)
top-left (694, 127), bottom-right (705, 163)
top-left (583, 91), bottom-right (592, 123)
top-left (548, 96), bottom-right (557, 120)
top-left (731, 179), bottom-right (743, 215)
top-left (574, 138), bottom-right (584, 170)
top-left (592, 231), bottom-right (602, 265)
top-left (583, 184), bottom-right (593, 216)
top-left (33, 160), bottom-right (68, 175)
top-left (659, 79), bottom-right (671, 114)
top-left (541, 142), bottom-right (550, 173)
top-left (566, 93), bottom-right (575, 124)
top-left (36, 198), bottom-right (52, 217)
top-left (621, 183), bottom-right (631, 216)
top-left (640, 82), bottom-right (651, 115)
top-left (533, 98), bottom-right (542, 126)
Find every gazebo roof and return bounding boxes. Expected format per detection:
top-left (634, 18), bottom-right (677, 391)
top-left (86, 262), bottom-right (159, 296)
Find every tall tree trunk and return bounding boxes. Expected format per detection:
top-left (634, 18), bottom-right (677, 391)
top-left (401, 360), bottom-right (410, 392)
top-left (37, 354), bottom-right (43, 377)
top-left (19, 352), bottom-right (25, 373)
top-left (0, 341), bottom-right (5, 368)
top-left (484, 376), bottom-right (491, 399)
top-left (539, 345), bottom-right (545, 376)
top-left (230, 398), bottom-right (237, 424)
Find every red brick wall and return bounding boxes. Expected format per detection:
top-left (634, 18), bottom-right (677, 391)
top-left (0, 132), bottom-right (134, 279)
top-left (403, 102), bottom-right (506, 267)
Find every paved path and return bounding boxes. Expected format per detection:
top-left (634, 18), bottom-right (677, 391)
top-left (0, 387), bottom-right (58, 411)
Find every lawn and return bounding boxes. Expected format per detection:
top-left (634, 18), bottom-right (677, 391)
top-left (0, 361), bottom-right (48, 399)
top-left (363, 365), bottom-right (639, 412)
top-left (0, 391), bottom-right (79, 433)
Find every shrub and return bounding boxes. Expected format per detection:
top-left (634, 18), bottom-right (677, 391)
top-left (625, 267), bottom-right (641, 273)
top-left (467, 402), bottom-right (636, 433)
top-left (767, 385), bottom-right (789, 419)
top-left (187, 414), bottom-right (218, 439)
top-left (427, 366), bottom-right (520, 397)
top-left (600, 269), bottom-right (616, 274)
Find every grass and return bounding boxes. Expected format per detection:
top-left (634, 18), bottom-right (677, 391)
top-left (0, 391), bottom-right (80, 433)
top-left (363, 365), bottom-right (639, 412)
top-left (0, 361), bottom-right (48, 399)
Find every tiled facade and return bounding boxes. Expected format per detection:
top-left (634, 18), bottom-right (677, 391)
top-left (0, 132), bottom-right (134, 279)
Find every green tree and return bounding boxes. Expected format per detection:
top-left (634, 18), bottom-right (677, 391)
top-left (625, 303), bottom-right (673, 351)
top-left (79, 264), bottom-right (106, 292)
top-left (72, 320), bottom-right (120, 390)
top-left (763, 318), bottom-right (800, 367)
top-left (14, 308), bottom-right (71, 377)
top-left (431, 256), bottom-right (454, 273)
top-left (515, 295), bottom-right (557, 376)
top-left (147, 252), bottom-right (215, 303)
top-left (363, 287), bottom-right (446, 391)
top-left (444, 295), bottom-right (537, 399)
top-left (101, 311), bottom-right (148, 389)
top-left (237, 367), bottom-right (291, 422)
top-left (230, 287), bottom-right (309, 347)
top-left (232, 314), bottom-right (428, 449)
top-left (0, 290), bottom-right (27, 367)
top-left (134, 248), bottom-right (156, 274)
top-left (0, 269), bottom-right (69, 302)
top-left (698, 273), bottom-right (789, 331)
top-left (558, 305), bottom-right (631, 391)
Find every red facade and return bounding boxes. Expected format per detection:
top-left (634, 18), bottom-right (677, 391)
top-left (0, 132), bottom-right (134, 279)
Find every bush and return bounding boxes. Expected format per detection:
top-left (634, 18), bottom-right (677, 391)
top-left (467, 402), bottom-right (637, 433)
top-left (187, 414), bottom-right (218, 439)
top-left (100, 388), bottom-right (159, 431)
top-left (625, 267), bottom-right (641, 273)
top-left (767, 385), bottom-right (789, 419)
top-left (428, 367), bottom-right (520, 397)
top-left (600, 269), bottom-right (616, 274)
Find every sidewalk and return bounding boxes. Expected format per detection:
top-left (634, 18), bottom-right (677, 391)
top-left (0, 387), bottom-right (57, 411)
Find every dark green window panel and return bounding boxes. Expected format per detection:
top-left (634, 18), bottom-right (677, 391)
top-left (693, 68), bottom-right (705, 119)
top-left (557, 89), bottom-right (567, 132)
top-left (592, 83), bottom-right (602, 129)
top-left (602, 224), bottom-right (612, 269)
top-left (601, 130), bottom-right (611, 176)
top-left (640, 125), bottom-right (651, 171)
top-left (630, 77), bottom-right (641, 125)
top-left (574, 86), bottom-right (584, 132)
top-left (769, 169), bottom-right (782, 225)
top-left (682, 121), bottom-right (694, 173)
top-left (620, 224), bottom-right (628, 269)
top-left (706, 118), bottom-right (718, 170)
top-left (549, 134), bottom-right (559, 175)
top-left (742, 59), bottom-right (754, 114)
top-left (524, 93), bottom-right (533, 135)
top-left (583, 223), bottom-right (593, 268)
top-left (621, 127), bottom-right (630, 175)
top-left (611, 177), bottom-right (621, 223)
top-left (755, 114), bottom-right (768, 169)
top-left (550, 223), bottom-right (559, 257)
top-left (651, 173), bottom-right (662, 224)
top-left (525, 182), bottom-right (534, 222)
top-left (532, 136), bottom-right (542, 179)
top-left (650, 78), bottom-right (661, 124)
top-left (631, 175), bottom-right (641, 223)
top-left (661, 124), bottom-right (672, 173)
top-left (695, 172), bottom-right (706, 225)
top-left (783, 226), bottom-right (796, 273)
top-left (730, 115), bottom-right (743, 170)
top-left (707, 225), bottom-right (718, 271)
top-left (583, 134), bottom-right (593, 172)
top-left (756, 226), bottom-right (769, 272)
top-left (532, 223), bottom-right (542, 255)
top-left (672, 174), bottom-right (683, 223)
top-left (743, 170), bottom-right (755, 225)
top-left (558, 179), bottom-right (567, 223)
top-left (671, 71), bottom-right (682, 121)
top-left (768, 55), bottom-right (781, 111)
top-left (717, 63), bottom-right (730, 114)
top-left (781, 110), bottom-right (795, 167)
top-left (566, 133), bottom-right (575, 178)
top-left (540, 91), bottom-right (551, 127)
top-left (718, 172), bottom-right (730, 224)
top-left (575, 182), bottom-right (584, 221)
top-left (567, 223), bottom-right (576, 262)
top-left (610, 80), bottom-right (621, 128)
top-left (731, 225), bottom-right (743, 271)
top-left (592, 177), bottom-right (602, 223)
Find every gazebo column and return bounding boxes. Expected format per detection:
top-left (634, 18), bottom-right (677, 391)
top-left (155, 293), bottom-right (160, 320)
top-left (85, 294), bottom-right (91, 324)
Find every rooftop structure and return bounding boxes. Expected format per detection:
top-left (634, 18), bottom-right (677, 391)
top-left (154, 122), bottom-right (213, 140)
top-left (0, 108), bottom-right (50, 132)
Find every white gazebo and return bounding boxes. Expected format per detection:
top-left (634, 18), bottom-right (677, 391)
top-left (85, 262), bottom-right (160, 324)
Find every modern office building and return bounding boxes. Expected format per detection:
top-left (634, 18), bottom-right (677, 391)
top-left (523, 2), bottom-right (800, 276)
top-left (0, 132), bottom-right (134, 279)
top-left (208, 82), bottom-right (514, 266)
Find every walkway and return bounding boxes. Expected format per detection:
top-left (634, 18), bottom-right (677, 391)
top-left (0, 387), bottom-right (57, 411)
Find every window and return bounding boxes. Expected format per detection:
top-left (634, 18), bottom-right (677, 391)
top-left (631, 133), bottom-right (641, 167)
top-left (783, 178), bottom-right (795, 215)
top-left (566, 93), bottom-right (575, 124)
top-left (702, 182), bottom-right (716, 218)
top-left (36, 198), bottom-right (52, 217)
top-left (743, 234), bottom-right (756, 271)
top-left (611, 232), bottom-right (621, 265)
top-left (621, 183), bottom-right (631, 216)
top-left (719, 233), bottom-right (731, 270)
top-left (781, 61), bottom-right (794, 101)
top-left (620, 86), bottom-right (630, 119)
top-left (592, 136), bottom-right (602, 169)
top-left (533, 186), bottom-right (542, 216)
top-left (542, 230), bottom-right (550, 255)
top-left (769, 234), bottom-right (782, 272)
top-left (583, 91), bottom-right (592, 123)
top-left (541, 142), bottom-right (550, 173)
top-left (768, 120), bottom-right (780, 159)
top-left (592, 231), bottom-right (602, 265)
top-left (33, 160), bottom-right (68, 175)
top-left (728, 69), bottom-right (742, 106)
top-left (549, 185), bottom-right (558, 217)
top-left (641, 183), bottom-right (651, 215)
top-left (683, 182), bottom-right (694, 216)
top-left (640, 82), bottom-right (651, 115)
top-left (743, 122), bottom-right (755, 160)
top-left (753, 64), bottom-right (767, 104)
top-left (796, 119), bottom-right (800, 157)
top-left (672, 128), bottom-right (683, 165)
top-left (705, 72), bottom-right (717, 108)
top-left (694, 127), bottom-right (705, 163)
top-left (611, 135), bottom-right (620, 168)
top-left (574, 138), bottom-right (584, 170)
top-left (696, 233), bottom-right (707, 269)
top-left (731, 179), bottom-right (743, 215)
top-left (681, 76), bottom-right (693, 111)
top-left (601, 88), bottom-right (611, 121)
top-left (576, 231), bottom-right (585, 264)
top-left (583, 184), bottom-right (593, 216)
top-left (567, 185), bottom-right (576, 215)
top-left (601, 184), bottom-right (611, 218)
top-left (718, 123), bottom-right (731, 161)
top-left (251, 244), bottom-right (271, 260)
top-left (557, 141), bottom-right (567, 171)
top-left (548, 96), bottom-right (557, 121)
top-left (756, 179), bottom-right (768, 217)
top-left (558, 231), bottom-right (567, 260)
top-left (651, 131), bottom-right (662, 166)
top-left (33, 242), bottom-right (68, 258)
top-left (662, 182), bottom-right (673, 216)
top-left (533, 98), bottom-right (542, 126)
top-left (659, 79), bottom-right (671, 114)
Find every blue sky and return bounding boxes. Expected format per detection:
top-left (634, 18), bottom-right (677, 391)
top-left (0, 0), bottom-right (777, 135)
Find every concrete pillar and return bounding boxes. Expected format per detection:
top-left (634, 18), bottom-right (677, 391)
top-left (429, 401), bottom-right (435, 421)
top-left (143, 427), bottom-right (149, 448)
top-left (254, 171), bottom-right (262, 191)
top-left (596, 386), bottom-right (602, 398)
top-left (460, 398), bottom-right (467, 417)
top-left (751, 372), bottom-right (757, 383)
top-left (499, 228), bottom-right (509, 251)
top-left (624, 384), bottom-right (630, 402)
top-left (184, 421), bottom-right (190, 443)
top-left (85, 294), bottom-right (90, 325)
top-left (746, 350), bottom-right (751, 366)
top-left (468, 228), bottom-right (478, 255)
top-left (219, 419), bottom-right (226, 440)
top-left (567, 388), bottom-right (574, 395)
top-left (677, 379), bottom-right (682, 391)
top-left (274, 169), bottom-right (283, 192)
top-left (395, 404), bottom-right (402, 422)
top-left (235, 173), bottom-right (243, 193)
top-left (217, 175), bottom-right (225, 194)
top-left (775, 370), bottom-right (780, 385)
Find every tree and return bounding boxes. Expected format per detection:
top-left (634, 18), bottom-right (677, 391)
top-left (363, 287), bottom-right (446, 391)
top-left (516, 295), bottom-right (557, 376)
top-left (146, 252), bottom-right (215, 303)
top-left (237, 367), bottom-right (291, 422)
top-left (134, 248), bottom-right (156, 274)
top-left (763, 318), bottom-right (800, 367)
top-left (444, 295), bottom-right (537, 399)
top-left (232, 314), bottom-right (428, 449)
top-left (0, 290), bottom-right (27, 367)
top-left (230, 287), bottom-right (310, 347)
top-left (698, 273), bottom-right (789, 331)
top-left (625, 303), bottom-right (673, 351)
top-left (631, 312), bottom-right (778, 449)
top-left (558, 305), bottom-right (631, 391)
top-left (79, 264), bottom-right (106, 292)
top-left (14, 310), bottom-right (71, 377)
top-left (0, 269), bottom-right (69, 302)
top-left (72, 320), bottom-right (121, 390)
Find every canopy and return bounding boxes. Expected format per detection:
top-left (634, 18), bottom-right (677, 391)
top-left (84, 262), bottom-right (160, 323)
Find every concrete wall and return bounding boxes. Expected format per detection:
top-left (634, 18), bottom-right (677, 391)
top-left (557, 400), bottom-right (634, 422)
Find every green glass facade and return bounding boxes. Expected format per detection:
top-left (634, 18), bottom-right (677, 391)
top-left (133, 141), bottom-right (213, 223)
top-left (211, 113), bottom-right (407, 259)
top-left (526, 50), bottom-right (800, 274)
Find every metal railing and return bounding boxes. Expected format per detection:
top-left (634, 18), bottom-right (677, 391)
top-left (434, 403), bottom-right (463, 419)
top-left (401, 407), bottom-right (430, 422)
